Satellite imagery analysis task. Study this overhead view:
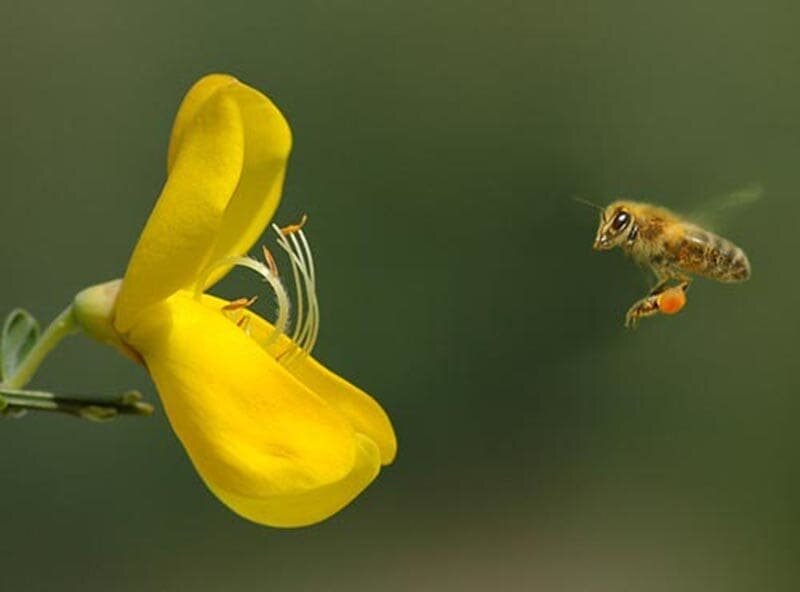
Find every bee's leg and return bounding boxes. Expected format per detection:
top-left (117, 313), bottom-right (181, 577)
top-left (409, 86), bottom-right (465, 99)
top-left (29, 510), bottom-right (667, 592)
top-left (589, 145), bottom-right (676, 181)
top-left (626, 279), bottom-right (692, 328)
top-left (646, 265), bottom-right (672, 296)
top-left (648, 278), bottom-right (671, 296)
top-left (625, 295), bottom-right (661, 328)
top-left (648, 270), bottom-right (691, 296)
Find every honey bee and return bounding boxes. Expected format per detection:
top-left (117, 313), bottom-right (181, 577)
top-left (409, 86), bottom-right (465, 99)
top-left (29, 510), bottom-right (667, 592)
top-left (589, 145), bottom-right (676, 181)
top-left (589, 200), bottom-right (751, 327)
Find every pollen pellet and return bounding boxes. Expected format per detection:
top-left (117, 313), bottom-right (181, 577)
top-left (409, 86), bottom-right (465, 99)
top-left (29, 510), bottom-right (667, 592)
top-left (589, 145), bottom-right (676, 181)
top-left (656, 287), bottom-right (687, 315)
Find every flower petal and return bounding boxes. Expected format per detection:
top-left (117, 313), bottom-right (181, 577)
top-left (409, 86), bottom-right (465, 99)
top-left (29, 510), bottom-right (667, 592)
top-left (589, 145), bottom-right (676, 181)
top-left (285, 353), bottom-right (398, 465)
top-left (207, 434), bottom-right (381, 527)
top-left (200, 293), bottom-right (398, 465)
top-left (200, 81), bottom-right (293, 290)
top-left (167, 74), bottom-right (239, 173)
top-left (116, 75), bottom-right (291, 332)
top-left (125, 291), bottom-right (383, 526)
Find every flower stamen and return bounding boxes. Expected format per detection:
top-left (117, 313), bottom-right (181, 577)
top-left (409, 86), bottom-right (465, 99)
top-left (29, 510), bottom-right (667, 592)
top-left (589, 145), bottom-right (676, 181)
top-left (261, 245), bottom-right (279, 277)
top-left (197, 256), bottom-right (290, 348)
top-left (221, 295), bottom-right (257, 336)
top-left (222, 295), bottom-right (259, 312)
top-left (236, 315), bottom-right (252, 334)
top-left (272, 218), bottom-right (320, 365)
top-left (279, 213), bottom-right (308, 236)
top-left (196, 216), bottom-right (320, 364)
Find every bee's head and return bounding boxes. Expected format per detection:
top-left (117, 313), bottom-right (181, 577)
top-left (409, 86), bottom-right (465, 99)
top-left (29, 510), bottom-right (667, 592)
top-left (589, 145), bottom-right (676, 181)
top-left (593, 202), bottom-right (634, 250)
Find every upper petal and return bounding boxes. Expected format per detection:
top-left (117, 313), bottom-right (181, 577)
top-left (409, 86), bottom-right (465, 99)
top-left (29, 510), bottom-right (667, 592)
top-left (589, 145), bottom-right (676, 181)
top-left (199, 81), bottom-right (293, 290)
top-left (167, 74), bottom-right (240, 173)
top-left (116, 75), bottom-right (291, 333)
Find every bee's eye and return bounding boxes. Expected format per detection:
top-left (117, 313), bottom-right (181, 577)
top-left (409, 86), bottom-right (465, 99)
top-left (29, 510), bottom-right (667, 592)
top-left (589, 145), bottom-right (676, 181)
top-left (611, 211), bottom-right (630, 232)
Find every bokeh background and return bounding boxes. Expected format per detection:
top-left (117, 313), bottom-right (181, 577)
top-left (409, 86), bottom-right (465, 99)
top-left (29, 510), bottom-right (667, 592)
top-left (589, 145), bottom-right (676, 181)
top-left (2, 1), bottom-right (799, 590)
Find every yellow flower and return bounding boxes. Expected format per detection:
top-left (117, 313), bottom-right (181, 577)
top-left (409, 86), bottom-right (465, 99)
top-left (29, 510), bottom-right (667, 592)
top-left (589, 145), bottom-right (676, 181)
top-left (74, 74), bottom-right (396, 527)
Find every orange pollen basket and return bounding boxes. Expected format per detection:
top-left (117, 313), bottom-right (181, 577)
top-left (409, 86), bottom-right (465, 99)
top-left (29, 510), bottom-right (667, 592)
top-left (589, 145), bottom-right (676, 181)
top-left (656, 287), bottom-right (687, 315)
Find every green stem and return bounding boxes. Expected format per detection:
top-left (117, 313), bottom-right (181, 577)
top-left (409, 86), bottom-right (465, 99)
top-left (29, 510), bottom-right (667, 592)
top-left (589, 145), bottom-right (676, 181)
top-left (1, 305), bottom-right (79, 389)
top-left (0, 387), bottom-right (153, 421)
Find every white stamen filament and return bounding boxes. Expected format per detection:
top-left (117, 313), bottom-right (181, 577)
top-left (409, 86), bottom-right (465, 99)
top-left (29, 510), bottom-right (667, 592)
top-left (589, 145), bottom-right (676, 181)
top-left (196, 255), bottom-right (291, 348)
top-left (272, 224), bottom-right (320, 363)
top-left (295, 229), bottom-right (320, 355)
top-left (196, 221), bottom-right (321, 365)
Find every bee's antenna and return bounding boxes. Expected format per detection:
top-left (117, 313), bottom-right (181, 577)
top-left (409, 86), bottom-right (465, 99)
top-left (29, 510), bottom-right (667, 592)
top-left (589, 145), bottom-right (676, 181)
top-left (572, 196), bottom-right (606, 221)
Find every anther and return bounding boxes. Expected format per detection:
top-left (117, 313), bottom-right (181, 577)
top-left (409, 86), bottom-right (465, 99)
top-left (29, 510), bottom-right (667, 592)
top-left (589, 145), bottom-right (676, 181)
top-left (280, 214), bottom-right (308, 236)
top-left (261, 245), bottom-right (278, 277)
top-left (222, 295), bottom-right (258, 312)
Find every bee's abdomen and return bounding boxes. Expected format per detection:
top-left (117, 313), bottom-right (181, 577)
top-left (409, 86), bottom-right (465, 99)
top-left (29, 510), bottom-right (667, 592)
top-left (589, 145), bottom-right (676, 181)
top-left (675, 229), bottom-right (751, 282)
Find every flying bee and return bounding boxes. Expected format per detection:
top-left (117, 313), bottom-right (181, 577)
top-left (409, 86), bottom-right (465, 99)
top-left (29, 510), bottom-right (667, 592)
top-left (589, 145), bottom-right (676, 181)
top-left (586, 199), bottom-right (751, 327)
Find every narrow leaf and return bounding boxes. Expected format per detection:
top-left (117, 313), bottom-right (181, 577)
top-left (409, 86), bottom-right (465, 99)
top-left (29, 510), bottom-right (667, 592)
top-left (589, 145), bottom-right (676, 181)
top-left (1, 309), bottom-right (41, 380)
top-left (0, 387), bottom-right (154, 420)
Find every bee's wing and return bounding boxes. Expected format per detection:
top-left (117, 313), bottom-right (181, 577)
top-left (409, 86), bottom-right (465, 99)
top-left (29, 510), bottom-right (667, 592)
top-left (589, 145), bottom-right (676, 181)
top-left (686, 183), bottom-right (763, 232)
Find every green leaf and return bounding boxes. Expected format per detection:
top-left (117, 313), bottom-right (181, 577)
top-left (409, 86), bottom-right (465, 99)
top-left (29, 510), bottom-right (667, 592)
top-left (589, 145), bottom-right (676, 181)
top-left (1, 309), bottom-right (41, 380)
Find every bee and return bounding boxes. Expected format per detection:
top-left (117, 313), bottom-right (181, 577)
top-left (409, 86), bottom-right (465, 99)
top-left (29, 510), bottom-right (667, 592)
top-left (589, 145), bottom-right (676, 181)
top-left (588, 200), bottom-right (751, 327)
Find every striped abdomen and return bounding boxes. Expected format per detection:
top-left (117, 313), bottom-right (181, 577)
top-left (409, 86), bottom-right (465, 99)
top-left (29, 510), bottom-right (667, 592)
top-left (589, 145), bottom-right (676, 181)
top-left (672, 227), bottom-right (750, 282)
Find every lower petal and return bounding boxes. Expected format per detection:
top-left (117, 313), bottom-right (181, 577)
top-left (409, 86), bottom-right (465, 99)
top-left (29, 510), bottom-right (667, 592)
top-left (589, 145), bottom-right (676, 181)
top-left (199, 293), bottom-right (398, 465)
top-left (125, 292), bottom-right (385, 524)
top-left (207, 434), bottom-right (381, 527)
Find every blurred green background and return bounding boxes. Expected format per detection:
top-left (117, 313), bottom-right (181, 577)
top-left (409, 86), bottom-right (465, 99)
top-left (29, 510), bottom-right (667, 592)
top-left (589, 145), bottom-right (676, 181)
top-left (2, 1), bottom-right (799, 590)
